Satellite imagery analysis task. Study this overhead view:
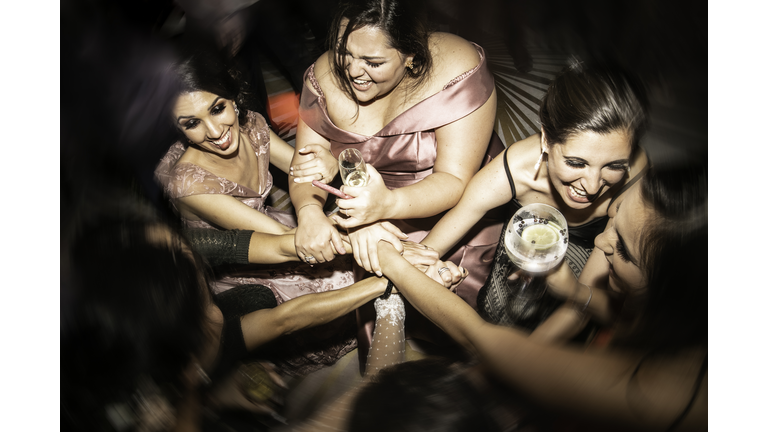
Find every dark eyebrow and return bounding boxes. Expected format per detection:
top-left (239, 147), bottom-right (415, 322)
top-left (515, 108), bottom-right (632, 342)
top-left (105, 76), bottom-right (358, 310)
top-left (176, 97), bottom-right (224, 124)
top-left (208, 97), bottom-right (223, 111)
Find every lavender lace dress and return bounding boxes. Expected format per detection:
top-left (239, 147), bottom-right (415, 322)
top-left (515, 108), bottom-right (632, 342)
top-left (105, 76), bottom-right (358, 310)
top-left (155, 111), bottom-right (357, 377)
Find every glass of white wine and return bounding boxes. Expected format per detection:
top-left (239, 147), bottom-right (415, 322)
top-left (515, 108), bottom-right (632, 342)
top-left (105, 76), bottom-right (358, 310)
top-left (503, 203), bottom-right (569, 322)
top-left (338, 148), bottom-right (369, 187)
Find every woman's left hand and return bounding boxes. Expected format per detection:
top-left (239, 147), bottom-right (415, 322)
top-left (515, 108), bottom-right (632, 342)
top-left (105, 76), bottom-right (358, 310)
top-left (335, 165), bottom-right (394, 229)
top-left (290, 144), bottom-right (339, 184)
top-left (401, 241), bottom-right (439, 269)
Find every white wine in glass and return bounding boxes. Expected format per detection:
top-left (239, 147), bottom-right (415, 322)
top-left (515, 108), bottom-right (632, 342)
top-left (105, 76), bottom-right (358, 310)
top-left (338, 148), bottom-right (368, 187)
top-left (503, 203), bottom-right (569, 324)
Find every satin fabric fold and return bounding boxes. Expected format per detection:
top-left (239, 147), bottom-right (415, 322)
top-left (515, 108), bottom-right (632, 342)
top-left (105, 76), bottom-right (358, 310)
top-left (299, 43), bottom-right (505, 370)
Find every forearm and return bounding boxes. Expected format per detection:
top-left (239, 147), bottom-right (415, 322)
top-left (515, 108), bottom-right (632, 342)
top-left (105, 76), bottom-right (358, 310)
top-left (529, 304), bottom-right (589, 343)
top-left (290, 177), bottom-right (329, 211)
top-left (377, 243), bottom-right (484, 351)
top-left (421, 197), bottom-right (488, 257)
top-left (385, 172), bottom-right (467, 220)
top-left (248, 232), bottom-right (299, 263)
top-left (571, 283), bottom-right (614, 324)
top-left (243, 277), bottom-right (388, 349)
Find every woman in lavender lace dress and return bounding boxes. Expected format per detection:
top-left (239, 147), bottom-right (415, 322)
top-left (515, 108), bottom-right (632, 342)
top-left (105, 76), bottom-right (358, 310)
top-left (154, 53), bottom-right (360, 376)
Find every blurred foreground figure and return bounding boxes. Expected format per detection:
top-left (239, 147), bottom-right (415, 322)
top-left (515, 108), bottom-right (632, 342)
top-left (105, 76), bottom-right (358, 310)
top-left (376, 160), bottom-right (707, 431)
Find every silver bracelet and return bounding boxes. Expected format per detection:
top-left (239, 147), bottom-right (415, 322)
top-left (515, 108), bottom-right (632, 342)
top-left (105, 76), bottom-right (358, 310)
top-left (581, 284), bottom-right (593, 313)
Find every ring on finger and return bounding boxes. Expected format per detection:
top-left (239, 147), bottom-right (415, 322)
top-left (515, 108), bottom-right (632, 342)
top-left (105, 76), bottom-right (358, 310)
top-left (305, 256), bottom-right (315, 263)
top-left (438, 267), bottom-right (450, 276)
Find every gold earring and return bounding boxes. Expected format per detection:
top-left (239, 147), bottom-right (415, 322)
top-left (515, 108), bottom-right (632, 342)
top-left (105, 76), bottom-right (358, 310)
top-left (405, 59), bottom-right (414, 70)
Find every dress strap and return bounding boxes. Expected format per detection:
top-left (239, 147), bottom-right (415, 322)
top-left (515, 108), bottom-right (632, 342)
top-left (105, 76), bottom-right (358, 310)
top-left (306, 63), bottom-right (323, 97)
top-left (502, 146), bottom-right (516, 199)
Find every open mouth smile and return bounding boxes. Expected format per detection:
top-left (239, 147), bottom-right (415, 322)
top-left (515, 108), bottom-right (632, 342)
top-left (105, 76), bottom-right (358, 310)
top-left (351, 77), bottom-right (374, 91)
top-left (567, 184), bottom-right (593, 203)
top-left (210, 128), bottom-right (231, 149)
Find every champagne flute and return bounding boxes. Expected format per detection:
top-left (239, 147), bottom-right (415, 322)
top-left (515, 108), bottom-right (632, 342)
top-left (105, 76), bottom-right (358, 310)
top-left (338, 148), bottom-right (368, 187)
top-left (503, 203), bottom-right (569, 325)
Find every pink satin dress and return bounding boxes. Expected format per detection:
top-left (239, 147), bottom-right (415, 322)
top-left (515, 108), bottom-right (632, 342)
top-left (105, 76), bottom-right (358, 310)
top-left (154, 111), bottom-right (357, 377)
top-left (299, 43), bottom-right (505, 361)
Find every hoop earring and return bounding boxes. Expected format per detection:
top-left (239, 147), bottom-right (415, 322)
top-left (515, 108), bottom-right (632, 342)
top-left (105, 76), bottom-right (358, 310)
top-left (533, 151), bottom-right (546, 172)
top-left (405, 59), bottom-right (414, 70)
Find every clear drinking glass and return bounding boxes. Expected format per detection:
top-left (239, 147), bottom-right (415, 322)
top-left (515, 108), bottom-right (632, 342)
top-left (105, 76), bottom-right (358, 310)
top-left (504, 203), bottom-right (569, 312)
top-left (338, 148), bottom-right (369, 187)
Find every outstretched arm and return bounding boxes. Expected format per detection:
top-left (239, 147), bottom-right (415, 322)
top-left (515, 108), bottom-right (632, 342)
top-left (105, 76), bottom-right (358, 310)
top-left (289, 116), bottom-right (346, 263)
top-left (421, 147), bottom-right (512, 256)
top-left (240, 276), bottom-right (388, 351)
top-left (376, 241), bottom-right (706, 431)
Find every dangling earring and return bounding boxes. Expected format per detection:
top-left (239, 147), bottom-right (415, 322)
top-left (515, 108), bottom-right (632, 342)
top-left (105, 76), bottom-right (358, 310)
top-left (533, 151), bottom-right (546, 172)
top-left (405, 59), bottom-right (414, 70)
top-left (234, 103), bottom-right (240, 116)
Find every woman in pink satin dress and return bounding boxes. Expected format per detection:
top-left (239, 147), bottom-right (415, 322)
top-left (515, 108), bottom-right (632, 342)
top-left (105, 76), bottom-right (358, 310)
top-left (288, 0), bottom-right (505, 361)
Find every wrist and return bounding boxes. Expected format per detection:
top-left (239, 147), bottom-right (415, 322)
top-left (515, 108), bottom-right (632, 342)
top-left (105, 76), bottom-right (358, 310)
top-left (573, 283), bottom-right (593, 312)
top-left (297, 203), bottom-right (324, 220)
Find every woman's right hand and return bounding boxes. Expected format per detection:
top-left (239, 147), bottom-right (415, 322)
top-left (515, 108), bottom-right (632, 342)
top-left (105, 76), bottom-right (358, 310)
top-left (290, 144), bottom-right (339, 184)
top-left (295, 204), bottom-right (345, 264)
top-left (424, 260), bottom-right (467, 289)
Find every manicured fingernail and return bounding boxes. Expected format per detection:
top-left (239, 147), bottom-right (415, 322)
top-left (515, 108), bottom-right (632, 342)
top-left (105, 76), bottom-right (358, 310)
top-left (376, 271), bottom-right (382, 277)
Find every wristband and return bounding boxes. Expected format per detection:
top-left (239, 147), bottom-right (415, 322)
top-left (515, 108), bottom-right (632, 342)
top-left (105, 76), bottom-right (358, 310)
top-left (381, 280), bottom-right (394, 300)
top-left (581, 284), bottom-right (593, 313)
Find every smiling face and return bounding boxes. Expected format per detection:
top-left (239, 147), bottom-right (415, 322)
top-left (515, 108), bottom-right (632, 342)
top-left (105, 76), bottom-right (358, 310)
top-left (545, 129), bottom-right (632, 209)
top-left (594, 184), bottom-right (650, 295)
top-left (340, 23), bottom-right (412, 103)
top-left (173, 91), bottom-right (240, 156)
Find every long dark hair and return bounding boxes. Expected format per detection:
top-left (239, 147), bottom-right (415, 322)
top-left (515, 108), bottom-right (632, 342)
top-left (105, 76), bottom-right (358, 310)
top-left (62, 214), bottom-right (212, 430)
top-left (348, 359), bottom-right (503, 432)
top-left (171, 51), bottom-right (250, 127)
top-left (540, 59), bottom-right (649, 151)
top-left (616, 161), bottom-right (708, 353)
top-left (328, 0), bottom-right (433, 108)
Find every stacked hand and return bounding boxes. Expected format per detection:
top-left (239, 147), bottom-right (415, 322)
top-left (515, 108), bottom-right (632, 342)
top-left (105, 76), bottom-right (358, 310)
top-left (290, 144), bottom-right (339, 185)
top-left (333, 165), bottom-right (393, 228)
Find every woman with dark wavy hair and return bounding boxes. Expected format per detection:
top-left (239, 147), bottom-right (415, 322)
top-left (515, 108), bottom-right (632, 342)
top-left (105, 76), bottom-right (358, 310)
top-left (288, 0), bottom-right (506, 365)
top-left (290, 0), bottom-right (504, 285)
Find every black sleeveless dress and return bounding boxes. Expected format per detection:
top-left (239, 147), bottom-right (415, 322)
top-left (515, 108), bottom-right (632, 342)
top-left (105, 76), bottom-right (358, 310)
top-left (476, 147), bottom-right (643, 330)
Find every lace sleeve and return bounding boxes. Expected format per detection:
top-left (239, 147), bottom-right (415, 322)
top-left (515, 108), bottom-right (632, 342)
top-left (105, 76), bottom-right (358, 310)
top-left (365, 293), bottom-right (406, 377)
top-left (273, 293), bottom-right (406, 432)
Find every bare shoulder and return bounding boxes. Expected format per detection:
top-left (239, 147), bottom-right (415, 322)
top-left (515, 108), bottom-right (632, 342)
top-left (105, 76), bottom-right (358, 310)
top-left (429, 32), bottom-right (482, 84)
top-left (504, 134), bottom-right (546, 196)
top-left (505, 134), bottom-right (541, 174)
